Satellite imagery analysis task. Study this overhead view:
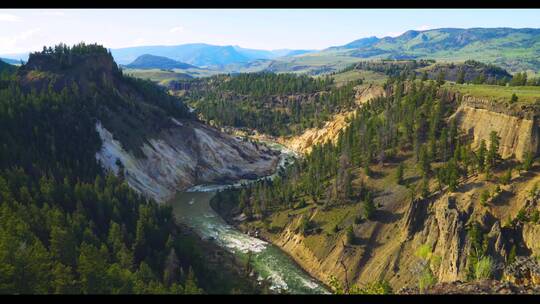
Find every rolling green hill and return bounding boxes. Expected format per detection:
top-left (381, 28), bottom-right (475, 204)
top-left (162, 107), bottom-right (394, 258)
top-left (269, 28), bottom-right (540, 75)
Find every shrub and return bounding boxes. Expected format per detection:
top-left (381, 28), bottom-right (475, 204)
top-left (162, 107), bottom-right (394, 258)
top-left (531, 209), bottom-right (540, 224)
top-left (296, 215), bottom-right (312, 235)
top-left (418, 268), bottom-right (437, 292)
top-left (516, 209), bottom-right (528, 223)
top-left (480, 190), bottom-right (490, 206)
top-left (510, 93), bottom-right (518, 103)
top-left (354, 280), bottom-right (393, 294)
top-left (415, 244), bottom-right (433, 261)
top-left (474, 256), bottom-right (493, 280)
top-left (345, 225), bottom-right (355, 245)
top-left (500, 168), bottom-right (512, 185)
top-left (294, 199), bottom-right (307, 209)
top-left (507, 245), bottom-right (517, 265)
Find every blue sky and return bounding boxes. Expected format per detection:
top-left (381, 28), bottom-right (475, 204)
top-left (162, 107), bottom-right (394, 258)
top-left (1, 9), bottom-right (540, 55)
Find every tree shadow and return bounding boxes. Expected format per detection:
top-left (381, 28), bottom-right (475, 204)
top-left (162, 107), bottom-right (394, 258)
top-left (455, 181), bottom-right (484, 193)
top-left (369, 169), bottom-right (387, 179)
top-left (404, 175), bottom-right (421, 185)
top-left (491, 190), bottom-right (514, 206)
top-left (512, 170), bottom-right (536, 184)
top-left (373, 210), bottom-right (403, 224)
top-left (350, 235), bottom-right (382, 247)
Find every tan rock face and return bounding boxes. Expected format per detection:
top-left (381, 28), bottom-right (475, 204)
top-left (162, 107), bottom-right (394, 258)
top-left (522, 224), bottom-right (540, 257)
top-left (96, 118), bottom-right (280, 203)
top-left (452, 97), bottom-right (540, 161)
top-left (405, 195), bottom-right (469, 283)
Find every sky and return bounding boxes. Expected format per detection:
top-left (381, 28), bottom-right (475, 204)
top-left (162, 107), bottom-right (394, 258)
top-left (1, 9), bottom-right (540, 55)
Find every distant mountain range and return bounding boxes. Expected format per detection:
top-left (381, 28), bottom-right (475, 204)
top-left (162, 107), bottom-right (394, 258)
top-left (271, 27), bottom-right (540, 74)
top-left (0, 57), bottom-right (23, 65)
top-left (2, 28), bottom-right (540, 76)
top-left (124, 54), bottom-right (199, 70)
top-left (0, 59), bottom-right (16, 74)
top-left (110, 43), bottom-right (315, 68)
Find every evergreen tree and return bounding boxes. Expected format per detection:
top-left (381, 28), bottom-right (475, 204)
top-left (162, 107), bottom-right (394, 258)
top-left (456, 69), bottom-right (465, 84)
top-left (396, 163), bottom-right (405, 185)
top-left (477, 140), bottom-right (487, 172)
top-left (362, 192), bottom-right (376, 220)
top-left (487, 131), bottom-right (500, 167)
top-left (436, 70), bottom-right (446, 86)
top-left (421, 71), bottom-right (428, 82)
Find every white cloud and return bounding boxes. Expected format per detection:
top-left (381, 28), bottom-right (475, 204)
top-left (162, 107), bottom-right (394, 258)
top-left (169, 26), bottom-right (184, 33)
top-left (0, 13), bottom-right (21, 22)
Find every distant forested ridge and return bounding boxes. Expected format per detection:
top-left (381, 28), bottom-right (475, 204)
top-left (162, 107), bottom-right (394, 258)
top-left (174, 72), bottom-right (361, 136)
top-left (125, 54), bottom-right (198, 70)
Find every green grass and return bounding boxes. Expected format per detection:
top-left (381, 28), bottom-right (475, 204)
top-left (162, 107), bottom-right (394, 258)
top-left (444, 83), bottom-right (540, 103)
top-left (330, 70), bottom-right (387, 86)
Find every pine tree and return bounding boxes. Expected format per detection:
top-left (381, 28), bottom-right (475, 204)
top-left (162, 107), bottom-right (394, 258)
top-left (487, 131), bottom-right (500, 167)
top-left (436, 70), bottom-right (446, 86)
top-left (396, 163), bottom-right (405, 185)
top-left (478, 140), bottom-right (487, 172)
top-left (52, 262), bottom-right (78, 294)
top-left (163, 249), bottom-right (180, 287)
top-left (362, 192), bottom-right (376, 220)
top-left (421, 71), bottom-right (428, 82)
top-left (345, 225), bottom-right (355, 245)
top-left (522, 150), bottom-right (534, 172)
top-left (457, 69), bottom-right (465, 84)
top-left (419, 145), bottom-right (431, 177)
top-left (184, 267), bottom-right (203, 294)
top-left (421, 176), bottom-right (430, 198)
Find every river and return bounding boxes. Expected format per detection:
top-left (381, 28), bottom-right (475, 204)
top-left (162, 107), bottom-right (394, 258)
top-left (167, 143), bottom-right (330, 294)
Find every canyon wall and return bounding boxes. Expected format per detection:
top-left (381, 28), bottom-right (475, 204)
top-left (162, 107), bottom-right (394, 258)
top-left (452, 96), bottom-right (540, 161)
top-left (96, 118), bottom-right (280, 203)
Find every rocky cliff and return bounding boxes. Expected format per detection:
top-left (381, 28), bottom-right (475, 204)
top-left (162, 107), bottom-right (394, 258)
top-left (96, 118), bottom-right (280, 203)
top-left (452, 96), bottom-right (540, 161)
top-left (239, 89), bottom-right (540, 293)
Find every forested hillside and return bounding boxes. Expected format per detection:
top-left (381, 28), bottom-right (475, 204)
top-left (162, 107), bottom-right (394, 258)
top-left (0, 43), bottom-right (258, 294)
top-left (216, 78), bottom-right (459, 220)
top-left (213, 73), bottom-right (540, 293)
top-left (174, 72), bottom-right (361, 136)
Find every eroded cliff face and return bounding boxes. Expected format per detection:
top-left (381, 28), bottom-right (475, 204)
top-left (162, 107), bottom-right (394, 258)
top-left (452, 96), bottom-right (540, 161)
top-left (96, 118), bottom-right (280, 203)
top-left (279, 84), bottom-right (386, 154)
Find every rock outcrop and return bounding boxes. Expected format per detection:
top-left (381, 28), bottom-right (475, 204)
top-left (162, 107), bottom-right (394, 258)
top-left (523, 223), bottom-right (540, 257)
top-left (503, 257), bottom-right (540, 286)
top-left (408, 194), bottom-right (470, 283)
top-left (398, 279), bottom-right (540, 294)
top-left (96, 118), bottom-right (280, 203)
top-left (452, 96), bottom-right (540, 161)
